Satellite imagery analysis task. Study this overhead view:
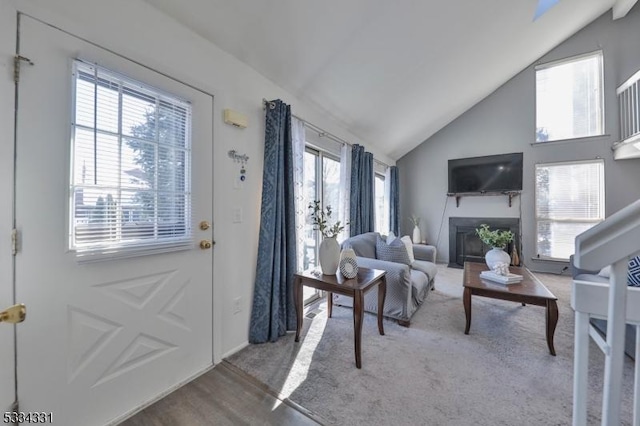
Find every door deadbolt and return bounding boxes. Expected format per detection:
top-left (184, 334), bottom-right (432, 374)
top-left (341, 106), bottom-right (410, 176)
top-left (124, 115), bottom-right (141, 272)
top-left (199, 221), bottom-right (210, 231)
top-left (200, 240), bottom-right (213, 250)
top-left (0, 304), bottom-right (26, 324)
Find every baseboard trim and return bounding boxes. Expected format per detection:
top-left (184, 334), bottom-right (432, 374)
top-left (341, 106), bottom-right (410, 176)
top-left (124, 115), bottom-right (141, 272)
top-left (222, 341), bottom-right (249, 359)
top-left (106, 363), bottom-right (215, 425)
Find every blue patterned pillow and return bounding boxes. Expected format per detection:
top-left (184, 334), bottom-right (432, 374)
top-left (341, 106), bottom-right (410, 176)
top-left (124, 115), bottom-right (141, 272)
top-left (628, 256), bottom-right (640, 287)
top-left (376, 235), bottom-right (411, 265)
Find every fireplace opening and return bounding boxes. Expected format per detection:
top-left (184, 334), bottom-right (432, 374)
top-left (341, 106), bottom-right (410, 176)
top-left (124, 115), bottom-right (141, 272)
top-left (448, 217), bottom-right (520, 269)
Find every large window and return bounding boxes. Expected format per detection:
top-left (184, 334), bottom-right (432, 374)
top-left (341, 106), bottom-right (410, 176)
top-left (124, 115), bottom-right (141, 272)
top-left (70, 61), bottom-right (192, 254)
top-left (535, 51), bottom-right (604, 142)
top-left (374, 173), bottom-right (388, 235)
top-left (535, 159), bottom-right (604, 260)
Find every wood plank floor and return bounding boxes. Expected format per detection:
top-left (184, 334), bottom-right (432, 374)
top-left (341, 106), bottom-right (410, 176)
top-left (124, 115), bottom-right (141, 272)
top-left (121, 361), bottom-right (323, 426)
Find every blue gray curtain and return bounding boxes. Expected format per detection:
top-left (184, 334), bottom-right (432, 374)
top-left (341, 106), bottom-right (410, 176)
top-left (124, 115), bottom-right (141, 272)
top-left (249, 99), bottom-right (297, 343)
top-left (389, 166), bottom-right (400, 235)
top-left (349, 144), bottom-right (375, 236)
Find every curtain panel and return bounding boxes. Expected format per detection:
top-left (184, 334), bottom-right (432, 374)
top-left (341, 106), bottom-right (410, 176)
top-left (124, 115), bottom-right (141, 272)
top-left (249, 99), bottom-right (297, 343)
top-left (349, 144), bottom-right (375, 236)
top-left (389, 166), bottom-right (400, 235)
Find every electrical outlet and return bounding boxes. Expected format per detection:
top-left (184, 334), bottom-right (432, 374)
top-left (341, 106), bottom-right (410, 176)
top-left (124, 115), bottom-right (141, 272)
top-left (233, 297), bottom-right (241, 314)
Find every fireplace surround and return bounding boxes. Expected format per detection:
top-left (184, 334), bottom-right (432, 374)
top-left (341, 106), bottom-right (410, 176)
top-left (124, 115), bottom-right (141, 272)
top-left (448, 217), bottom-right (520, 269)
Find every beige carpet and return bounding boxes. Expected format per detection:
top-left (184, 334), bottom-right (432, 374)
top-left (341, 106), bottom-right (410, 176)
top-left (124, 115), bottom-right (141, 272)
top-left (227, 265), bottom-right (635, 425)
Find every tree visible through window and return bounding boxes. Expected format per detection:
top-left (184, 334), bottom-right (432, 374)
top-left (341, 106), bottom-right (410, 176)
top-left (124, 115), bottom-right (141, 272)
top-left (535, 51), bottom-right (603, 142)
top-left (70, 61), bottom-right (192, 253)
top-left (535, 159), bottom-right (604, 260)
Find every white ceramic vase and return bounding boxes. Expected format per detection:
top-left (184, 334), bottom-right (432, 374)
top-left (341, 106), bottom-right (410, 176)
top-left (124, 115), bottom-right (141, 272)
top-left (412, 225), bottom-right (421, 244)
top-left (319, 236), bottom-right (340, 275)
top-left (485, 247), bottom-right (511, 270)
top-left (339, 247), bottom-right (358, 279)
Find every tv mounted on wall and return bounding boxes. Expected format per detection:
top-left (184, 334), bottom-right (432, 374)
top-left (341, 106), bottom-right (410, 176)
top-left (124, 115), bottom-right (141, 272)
top-left (448, 152), bottom-right (523, 194)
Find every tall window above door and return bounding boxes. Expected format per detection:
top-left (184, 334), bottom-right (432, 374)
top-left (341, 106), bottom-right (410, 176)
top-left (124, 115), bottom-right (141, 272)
top-left (70, 61), bottom-right (192, 255)
top-left (535, 159), bottom-right (605, 261)
top-left (535, 51), bottom-right (604, 142)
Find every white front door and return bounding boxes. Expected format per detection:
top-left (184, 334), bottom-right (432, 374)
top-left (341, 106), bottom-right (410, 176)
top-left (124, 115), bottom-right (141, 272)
top-left (0, 1), bottom-right (17, 415)
top-left (15, 15), bottom-right (214, 425)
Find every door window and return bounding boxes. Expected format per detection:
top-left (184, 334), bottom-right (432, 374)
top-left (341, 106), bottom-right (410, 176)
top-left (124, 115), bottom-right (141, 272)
top-left (71, 61), bottom-right (192, 256)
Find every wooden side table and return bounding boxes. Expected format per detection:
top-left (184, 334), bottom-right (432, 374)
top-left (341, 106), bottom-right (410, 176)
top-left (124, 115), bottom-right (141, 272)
top-left (293, 267), bottom-right (387, 368)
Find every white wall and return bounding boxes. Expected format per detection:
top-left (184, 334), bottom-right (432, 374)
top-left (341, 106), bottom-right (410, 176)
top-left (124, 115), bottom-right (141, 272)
top-left (0, 0), bottom-right (392, 360)
top-left (398, 6), bottom-right (640, 273)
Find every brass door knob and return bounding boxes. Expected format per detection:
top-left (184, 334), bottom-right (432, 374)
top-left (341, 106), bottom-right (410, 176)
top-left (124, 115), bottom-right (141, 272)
top-left (0, 304), bottom-right (26, 324)
top-left (200, 240), bottom-right (213, 250)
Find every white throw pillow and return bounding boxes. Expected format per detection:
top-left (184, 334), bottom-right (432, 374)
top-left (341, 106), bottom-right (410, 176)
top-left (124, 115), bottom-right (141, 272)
top-left (386, 231), bottom-right (396, 244)
top-left (598, 265), bottom-right (611, 278)
top-left (400, 235), bottom-right (415, 263)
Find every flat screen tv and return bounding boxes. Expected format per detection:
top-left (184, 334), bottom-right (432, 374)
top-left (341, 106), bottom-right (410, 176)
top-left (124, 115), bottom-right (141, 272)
top-left (448, 152), bottom-right (523, 194)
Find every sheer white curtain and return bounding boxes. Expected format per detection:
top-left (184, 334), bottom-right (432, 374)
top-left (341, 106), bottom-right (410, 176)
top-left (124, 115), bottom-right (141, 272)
top-left (291, 117), bottom-right (306, 271)
top-left (338, 143), bottom-right (351, 242)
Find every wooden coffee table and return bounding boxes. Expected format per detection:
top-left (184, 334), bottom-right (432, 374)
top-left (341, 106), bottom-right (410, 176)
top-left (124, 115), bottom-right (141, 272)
top-left (293, 267), bottom-right (386, 368)
top-left (462, 262), bottom-right (559, 355)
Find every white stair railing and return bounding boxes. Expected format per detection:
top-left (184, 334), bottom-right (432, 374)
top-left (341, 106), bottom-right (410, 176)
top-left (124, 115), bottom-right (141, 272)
top-left (618, 70), bottom-right (640, 143)
top-left (613, 69), bottom-right (640, 160)
top-left (572, 198), bottom-right (640, 425)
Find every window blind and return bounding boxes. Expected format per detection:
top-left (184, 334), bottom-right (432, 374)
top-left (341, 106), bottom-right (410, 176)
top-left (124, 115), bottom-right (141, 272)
top-left (535, 159), bottom-right (604, 260)
top-left (70, 60), bottom-right (192, 254)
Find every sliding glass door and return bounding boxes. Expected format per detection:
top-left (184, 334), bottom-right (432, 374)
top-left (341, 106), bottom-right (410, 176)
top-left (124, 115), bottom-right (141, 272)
top-left (302, 147), bottom-right (340, 303)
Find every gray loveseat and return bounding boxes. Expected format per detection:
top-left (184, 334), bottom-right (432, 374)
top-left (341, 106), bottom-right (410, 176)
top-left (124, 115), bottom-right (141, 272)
top-left (334, 232), bottom-right (437, 326)
top-left (570, 255), bottom-right (635, 359)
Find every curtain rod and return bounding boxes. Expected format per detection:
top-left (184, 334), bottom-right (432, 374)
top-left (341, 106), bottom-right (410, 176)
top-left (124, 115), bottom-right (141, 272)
top-left (262, 98), bottom-right (389, 168)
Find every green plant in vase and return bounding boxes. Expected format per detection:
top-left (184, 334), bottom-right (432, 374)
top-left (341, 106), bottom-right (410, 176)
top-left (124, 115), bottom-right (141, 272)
top-left (308, 200), bottom-right (345, 238)
top-left (309, 200), bottom-right (345, 274)
top-left (475, 224), bottom-right (514, 249)
top-left (475, 224), bottom-right (514, 270)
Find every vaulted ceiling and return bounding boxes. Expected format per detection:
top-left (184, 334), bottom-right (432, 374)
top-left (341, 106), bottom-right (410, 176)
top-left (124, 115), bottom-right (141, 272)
top-left (144, 0), bottom-right (633, 160)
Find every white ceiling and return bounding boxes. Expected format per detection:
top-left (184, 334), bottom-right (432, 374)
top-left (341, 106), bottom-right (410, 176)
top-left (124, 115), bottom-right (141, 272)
top-left (144, 0), bottom-right (621, 160)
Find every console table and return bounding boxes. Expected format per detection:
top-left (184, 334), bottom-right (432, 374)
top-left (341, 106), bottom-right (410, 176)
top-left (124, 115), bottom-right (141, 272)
top-left (293, 267), bottom-right (386, 368)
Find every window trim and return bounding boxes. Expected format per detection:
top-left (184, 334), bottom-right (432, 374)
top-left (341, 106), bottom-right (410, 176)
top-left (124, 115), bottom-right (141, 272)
top-left (534, 50), bottom-right (603, 72)
top-left (534, 158), bottom-right (605, 261)
top-left (534, 50), bottom-right (605, 144)
top-left (69, 60), bottom-right (193, 261)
